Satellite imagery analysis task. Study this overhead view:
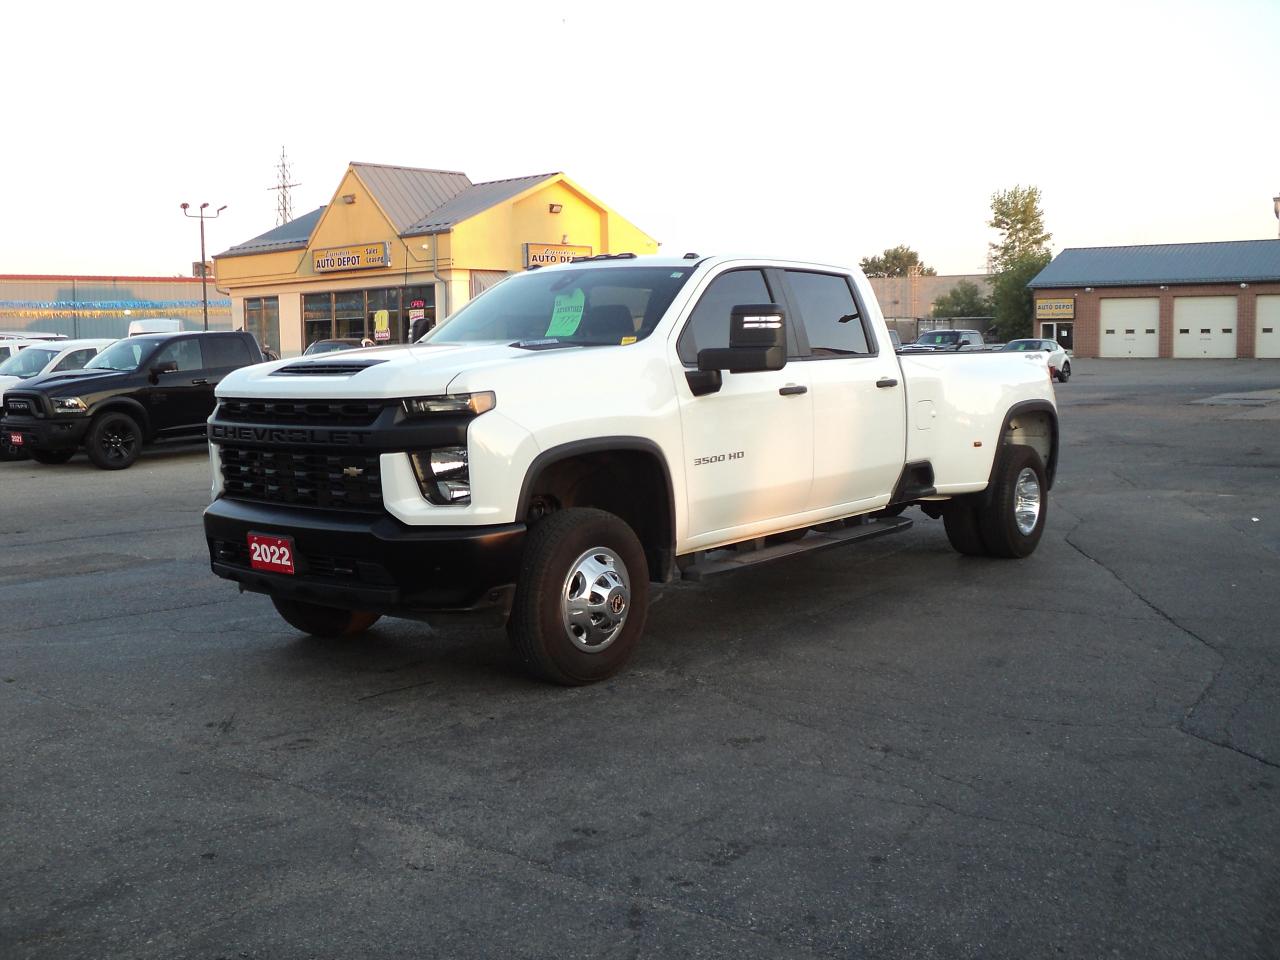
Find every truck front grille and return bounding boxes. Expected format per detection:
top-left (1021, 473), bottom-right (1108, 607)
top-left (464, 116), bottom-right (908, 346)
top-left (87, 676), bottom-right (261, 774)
top-left (218, 444), bottom-right (384, 512)
top-left (216, 398), bottom-right (384, 426)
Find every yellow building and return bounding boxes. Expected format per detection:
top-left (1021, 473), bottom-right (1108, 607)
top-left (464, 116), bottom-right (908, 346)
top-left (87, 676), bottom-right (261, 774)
top-left (213, 162), bottom-right (659, 357)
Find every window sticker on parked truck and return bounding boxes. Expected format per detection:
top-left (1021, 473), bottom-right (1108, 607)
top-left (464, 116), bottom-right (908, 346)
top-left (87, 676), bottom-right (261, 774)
top-left (546, 289), bottom-right (585, 337)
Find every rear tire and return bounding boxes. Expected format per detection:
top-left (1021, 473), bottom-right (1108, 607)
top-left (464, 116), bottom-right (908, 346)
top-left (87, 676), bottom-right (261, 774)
top-left (976, 445), bottom-right (1047, 558)
top-left (271, 597), bottom-right (381, 637)
top-left (508, 507), bottom-right (649, 686)
top-left (1057, 361), bottom-right (1071, 383)
top-left (30, 449), bottom-right (75, 464)
top-left (943, 501), bottom-right (990, 556)
top-left (86, 412), bottom-right (142, 470)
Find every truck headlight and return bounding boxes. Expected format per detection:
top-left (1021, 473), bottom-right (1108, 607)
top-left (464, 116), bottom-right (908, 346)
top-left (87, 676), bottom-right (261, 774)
top-left (409, 446), bottom-right (471, 504)
top-left (402, 392), bottom-right (495, 417)
top-left (52, 397), bottom-right (88, 415)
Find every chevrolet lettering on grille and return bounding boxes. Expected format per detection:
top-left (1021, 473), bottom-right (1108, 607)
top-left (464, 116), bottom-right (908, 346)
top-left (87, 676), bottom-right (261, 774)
top-left (209, 424), bottom-right (371, 445)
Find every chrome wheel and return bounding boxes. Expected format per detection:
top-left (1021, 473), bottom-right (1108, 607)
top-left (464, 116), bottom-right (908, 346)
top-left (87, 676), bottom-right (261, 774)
top-left (1014, 467), bottom-right (1041, 535)
top-left (560, 546), bottom-right (631, 653)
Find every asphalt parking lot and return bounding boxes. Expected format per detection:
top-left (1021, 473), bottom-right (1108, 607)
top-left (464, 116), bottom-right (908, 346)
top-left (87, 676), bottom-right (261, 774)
top-left (2, 359), bottom-right (1278, 959)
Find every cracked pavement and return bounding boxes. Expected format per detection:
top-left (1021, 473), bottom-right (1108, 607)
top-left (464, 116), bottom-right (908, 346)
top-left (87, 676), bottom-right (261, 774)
top-left (2, 359), bottom-right (1278, 958)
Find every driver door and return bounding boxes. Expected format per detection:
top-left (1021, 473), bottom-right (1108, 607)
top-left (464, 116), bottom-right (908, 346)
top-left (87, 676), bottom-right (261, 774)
top-left (673, 268), bottom-right (813, 545)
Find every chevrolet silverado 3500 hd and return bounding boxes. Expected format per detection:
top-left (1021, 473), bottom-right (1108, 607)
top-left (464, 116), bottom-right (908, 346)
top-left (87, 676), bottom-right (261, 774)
top-left (204, 255), bottom-right (1058, 684)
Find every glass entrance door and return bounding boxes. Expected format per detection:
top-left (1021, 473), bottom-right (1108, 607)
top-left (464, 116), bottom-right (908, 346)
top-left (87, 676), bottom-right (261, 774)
top-left (334, 291), bottom-right (365, 340)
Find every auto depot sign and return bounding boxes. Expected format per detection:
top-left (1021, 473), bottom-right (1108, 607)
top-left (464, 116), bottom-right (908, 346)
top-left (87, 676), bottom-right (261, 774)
top-left (1035, 298), bottom-right (1075, 320)
top-left (525, 242), bottom-right (593, 268)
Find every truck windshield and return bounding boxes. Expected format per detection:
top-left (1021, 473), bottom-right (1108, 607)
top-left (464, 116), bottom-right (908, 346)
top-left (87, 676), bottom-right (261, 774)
top-left (422, 267), bottom-right (694, 346)
top-left (0, 347), bottom-right (58, 377)
top-left (84, 339), bottom-right (151, 372)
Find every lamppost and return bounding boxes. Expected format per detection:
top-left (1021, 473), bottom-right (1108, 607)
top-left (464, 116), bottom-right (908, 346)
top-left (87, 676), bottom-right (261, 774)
top-left (181, 202), bottom-right (226, 330)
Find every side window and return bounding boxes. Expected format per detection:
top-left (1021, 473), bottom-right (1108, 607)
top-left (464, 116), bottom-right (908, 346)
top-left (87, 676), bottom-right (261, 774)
top-left (787, 271), bottom-right (872, 356)
top-left (204, 335), bottom-right (254, 369)
top-left (52, 348), bottom-right (96, 372)
top-left (676, 270), bottom-right (772, 365)
top-left (153, 338), bottom-right (204, 372)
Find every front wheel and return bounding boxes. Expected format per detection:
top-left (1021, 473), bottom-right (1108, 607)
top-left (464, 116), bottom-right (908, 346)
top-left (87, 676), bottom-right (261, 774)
top-left (508, 507), bottom-right (649, 685)
top-left (271, 596), bottom-right (381, 637)
top-left (30, 449), bottom-right (75, 465)
top-left (1057, 361), bottom-right (1071, 383)
top-left (86, 412), bottom-right (142, 470)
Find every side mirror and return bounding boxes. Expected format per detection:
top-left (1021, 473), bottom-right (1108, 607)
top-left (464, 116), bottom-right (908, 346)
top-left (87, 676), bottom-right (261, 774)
top-left (958, 339), bottom-right (972, 348)
top-left (697, 304), bottom-right (787, 373)
top-left (149, 360), bottom-right (178, 382)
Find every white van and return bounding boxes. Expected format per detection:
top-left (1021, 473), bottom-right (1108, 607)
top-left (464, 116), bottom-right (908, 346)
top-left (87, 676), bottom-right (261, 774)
top-left (127, 318), bottom-right (182, 336)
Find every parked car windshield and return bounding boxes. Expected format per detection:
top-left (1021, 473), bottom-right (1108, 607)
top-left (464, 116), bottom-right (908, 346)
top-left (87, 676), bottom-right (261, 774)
top-left (84, 339), bottom-right (151, 372)
top-left (1002, 340), bottom-right (1044, 352)
top-left (304, 340), bottom-right (361, 356)
top-left (915, 331), bottom-right (960, 346)
top-left (423, 266), bottom-right (695, 346)
top-left (0, 346), bottom-right (58, 377)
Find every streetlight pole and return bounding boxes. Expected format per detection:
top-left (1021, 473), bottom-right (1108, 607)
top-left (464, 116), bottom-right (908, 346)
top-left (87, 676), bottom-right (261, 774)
top-left (181, 202), bottom-right (226, 330)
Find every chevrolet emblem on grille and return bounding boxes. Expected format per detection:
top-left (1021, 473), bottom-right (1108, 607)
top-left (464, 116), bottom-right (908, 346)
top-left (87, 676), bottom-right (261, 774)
top-left (342, 466), bottom-right (364, 478)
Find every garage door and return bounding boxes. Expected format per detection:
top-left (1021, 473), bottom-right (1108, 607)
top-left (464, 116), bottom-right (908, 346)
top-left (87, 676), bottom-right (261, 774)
top-left (1257, 296), bottom-right (1280, 359)
top-left (1099, 299), bottom-right (1159, 357)
top-left (1173, 296), bottom-right (1237, 358)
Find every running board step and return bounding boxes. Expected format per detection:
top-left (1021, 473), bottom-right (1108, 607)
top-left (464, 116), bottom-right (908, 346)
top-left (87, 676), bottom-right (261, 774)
top-left (679, 516), bottom-right (913, 582)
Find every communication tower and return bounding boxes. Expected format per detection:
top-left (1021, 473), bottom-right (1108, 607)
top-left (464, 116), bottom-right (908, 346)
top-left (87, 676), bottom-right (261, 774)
top-left (269, 147), bottom-right (300, 225)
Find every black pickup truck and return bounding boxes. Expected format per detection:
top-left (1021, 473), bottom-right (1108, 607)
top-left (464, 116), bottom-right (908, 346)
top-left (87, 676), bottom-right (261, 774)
top-left (1, 330), bottom-right (264, 469)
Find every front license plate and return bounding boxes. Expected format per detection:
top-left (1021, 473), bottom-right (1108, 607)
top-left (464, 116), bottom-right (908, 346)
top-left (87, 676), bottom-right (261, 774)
top-left (8, 433), bottom-right (23, 446)
top-left (247, 532), bottom-right (295, 575)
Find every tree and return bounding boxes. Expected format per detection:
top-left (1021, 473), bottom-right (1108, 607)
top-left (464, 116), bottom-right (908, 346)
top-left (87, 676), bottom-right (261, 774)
top-left (987, 185), bottom-right (1051, 272)
top-left (859, 245), bottom-right (936, 278)
top-left (986, 185), bottom-right (1053, 341)
top-left (989, 251), bottom-right (1051, 342)
top-left (931, 280), bottom-right (991, 319)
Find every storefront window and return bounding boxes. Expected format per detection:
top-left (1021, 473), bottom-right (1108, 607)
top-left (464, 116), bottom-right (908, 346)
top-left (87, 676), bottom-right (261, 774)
top-left (334, 291), bottom-right (364, 341)
top-left (404, 285), bottom-right (436, 341)
top-left (303, 293), bottom-right (333, 347)
top-left (366, 288), bottom-right (400, 344)
top-left (300, 287), bottom-right (436, 348)
top-left (244, 296), bottom-right (280, 356)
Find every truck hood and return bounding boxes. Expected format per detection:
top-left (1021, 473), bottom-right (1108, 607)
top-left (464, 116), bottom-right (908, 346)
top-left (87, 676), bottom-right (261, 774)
top-left (8, 368), bottom-right (126, 395)
top-left (216, 340), bottom-right (594, 399)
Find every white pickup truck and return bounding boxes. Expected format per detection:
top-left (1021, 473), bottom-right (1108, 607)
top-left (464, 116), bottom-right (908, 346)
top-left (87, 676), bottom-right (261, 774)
top-left (204, 255), bottom-right (1058, 684)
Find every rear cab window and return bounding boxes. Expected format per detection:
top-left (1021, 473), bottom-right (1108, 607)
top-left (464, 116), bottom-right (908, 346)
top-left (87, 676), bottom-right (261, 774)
top-left (784, 270), bottom-right (875, 357)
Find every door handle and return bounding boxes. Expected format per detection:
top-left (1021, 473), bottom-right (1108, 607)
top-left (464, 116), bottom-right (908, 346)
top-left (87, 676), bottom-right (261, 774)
top-left (192, 378), bottom-right (209, 385)
top-left (778, 384), bottom-right (808, 396)
top-left (876, 378), bottom-right (899, 388)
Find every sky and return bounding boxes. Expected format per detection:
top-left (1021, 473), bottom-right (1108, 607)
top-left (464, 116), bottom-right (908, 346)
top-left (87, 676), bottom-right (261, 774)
top-left (2, 0), bottom-right (1278, 278)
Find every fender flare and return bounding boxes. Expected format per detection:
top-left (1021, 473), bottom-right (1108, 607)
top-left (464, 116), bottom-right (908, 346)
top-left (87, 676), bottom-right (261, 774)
top-left (516, 435), bottom-right (676, 553)
top-left (89, 398), bottom-right (151, 438)
top-left (989, 399), bottom-right (1059, 491)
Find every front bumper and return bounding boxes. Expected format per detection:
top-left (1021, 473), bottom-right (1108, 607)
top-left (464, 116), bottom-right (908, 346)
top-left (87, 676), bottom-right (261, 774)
top-left (204, 497), bottom-right (526, 621)
top-left (1, 414), bottom-right (91, 453)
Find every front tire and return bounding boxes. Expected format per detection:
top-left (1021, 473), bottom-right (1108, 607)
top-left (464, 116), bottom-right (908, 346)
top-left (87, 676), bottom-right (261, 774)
top-left (30, 449), bottom-right (75, 464)
top-left (1057, 361), bottom-right (1071, 383)
top-left (271, 596), bottom-right (381, 637)
top-left (86, 412), bottom-right (142, 470)
top-left (508, 507), bottom-right (649, 685)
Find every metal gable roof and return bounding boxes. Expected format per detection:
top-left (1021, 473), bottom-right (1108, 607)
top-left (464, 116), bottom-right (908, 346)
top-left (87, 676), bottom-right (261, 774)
top-left (1030, 239), bottom-right (1280, 288)
top-left (216, 206), bottom-right (325, 258)
top-left (402, 173), bottom-right (559, 236)
top-left (350, 162), bottom-right (472, 234)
